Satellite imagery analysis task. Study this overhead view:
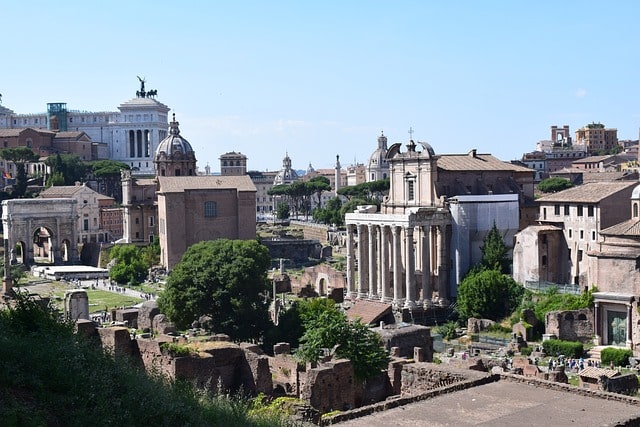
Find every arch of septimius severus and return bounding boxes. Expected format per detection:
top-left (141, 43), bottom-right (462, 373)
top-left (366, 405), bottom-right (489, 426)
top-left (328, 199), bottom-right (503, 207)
top-left (345, 140), bottom-right (452, 309)
top-left (2, 199), bottom-right (78, 293)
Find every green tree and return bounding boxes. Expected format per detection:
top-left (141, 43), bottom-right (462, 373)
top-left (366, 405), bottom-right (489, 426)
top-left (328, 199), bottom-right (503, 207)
top-left (45, 154), bottom-right (89, 187)
top-left (312, 196), bottom-right (343, 226)
top-left (1, 147), bottom-right (39, 198)
top-left (295, 300), bottom-right (390, 381)
top-left (91, 160), bottom-right (130, 203)
top-left (158, 239), bottom-right (272, 341)
top-left (307, 176), bottom-right (331, 208)
top-left (538, 177), bottom-right (573, 193)
top-left (276, 202), bottom-right (290, 220)
top-left (480, 222), bottom-right (510, 273)
top-left (456, 269), bottom-right (523, 321)
top-left (108, 244), bottom-right (147, 285)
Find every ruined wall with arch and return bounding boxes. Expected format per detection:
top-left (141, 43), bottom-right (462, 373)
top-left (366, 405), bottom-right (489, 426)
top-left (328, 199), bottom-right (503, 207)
top-left (2, 199), bottom-right (79, 266)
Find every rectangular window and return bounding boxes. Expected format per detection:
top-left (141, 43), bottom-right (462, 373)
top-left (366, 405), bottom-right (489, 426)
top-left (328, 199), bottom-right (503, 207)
top-left (543, 207), bottom-right (547, 220)
top-left (592, 231), bottom-right (596, 241)
top-left (580, 229), bottom-right (584, 240)
top-left (564, 205), bottom-right (570, 215)
top-left (148, 216), bottom-right (154, 227)
top-left (407, 180), bottom-right (415, 201)
top-left (568, 229), bottom-right (572, 239)
top-left (554, 204), bottom-right (560, 215)
top-left (578, 250), bottom-right (583, 262)
top-left (577, 205), bottom-right (583, 216)
top-left (83, 219), bottom-right (89, 231)
top-left (204, 201), bottom-right (217, 217)
top-left (588, 205), bottom-right (594, 217)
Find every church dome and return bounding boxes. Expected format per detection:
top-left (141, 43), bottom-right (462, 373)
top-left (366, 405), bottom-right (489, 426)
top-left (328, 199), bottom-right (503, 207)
top-left (274, 153), bottom-right (299, 185)
top-left (156, 114), bottom-right (194, 158)
top-left (632, 183), bottom-right (640, 200)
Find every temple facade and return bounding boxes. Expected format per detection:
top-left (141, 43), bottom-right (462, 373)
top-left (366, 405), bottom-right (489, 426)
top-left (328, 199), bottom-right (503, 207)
top-left (345, 137), bottom-right (532, 310)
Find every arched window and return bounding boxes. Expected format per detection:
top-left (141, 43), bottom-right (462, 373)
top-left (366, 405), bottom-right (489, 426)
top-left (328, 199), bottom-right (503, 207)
top-left (634, 202), bottom-right (638, 218)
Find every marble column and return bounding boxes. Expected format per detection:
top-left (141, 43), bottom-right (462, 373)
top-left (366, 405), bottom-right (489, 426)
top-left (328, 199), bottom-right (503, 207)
top-left (404, 226), bottom-right (416, 308)
top-left (421, 225), bottom-right (432, 305)
top-left (627, 302), bottom-right (633, 348)
top-left (345, 224), bottom-right (355, 299)
top-left (368, 225), bottom-right (378, 299)
top-left (392, 226), bottom-right (402, 305)
top-left (357, 224), bottom-right (368, 298)
top-left (593, 301), bottom-right (601, 345)
top-left (437, 224), bottom-right (449, 304)
top-left (380, 226), bottom-right (390, 302)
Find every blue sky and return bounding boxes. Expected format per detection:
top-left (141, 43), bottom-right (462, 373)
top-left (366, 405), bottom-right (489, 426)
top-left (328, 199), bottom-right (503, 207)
top-left (3, 1), bottom-right (640, 172)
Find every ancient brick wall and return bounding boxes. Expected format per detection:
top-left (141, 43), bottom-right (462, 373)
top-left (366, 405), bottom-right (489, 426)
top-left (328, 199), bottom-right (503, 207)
top-left (296, 263), bottom-right (346, 296)
top-left (97, 327), bottom-right (134, 358)
top-left (399, 363), bottom-right (469, 396)
top-left (299, 359), bottom-right (355, 414)
top-left (269, 352), bottom-right (301, 395)
top-left (545, 308), bottom-right (593, 342)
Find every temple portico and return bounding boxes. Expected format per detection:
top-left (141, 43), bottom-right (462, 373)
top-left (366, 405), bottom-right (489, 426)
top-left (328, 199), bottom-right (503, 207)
top-left (345, 207), bottom-right (450, 309)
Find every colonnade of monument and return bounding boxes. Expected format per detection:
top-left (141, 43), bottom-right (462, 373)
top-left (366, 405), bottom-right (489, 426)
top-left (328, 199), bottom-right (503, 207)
top-left (344, 221), bottom-right (449, 308)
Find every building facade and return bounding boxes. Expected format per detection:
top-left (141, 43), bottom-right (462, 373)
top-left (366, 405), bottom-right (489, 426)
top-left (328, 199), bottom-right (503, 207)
top-left (0, 79), bottom-right (170, 175)
top-left (586, 185), bottom-right (640, 352)
top-left (575, 123), bottom-right (619, 154)
top-left (513, 181), bottom-right (637, 287)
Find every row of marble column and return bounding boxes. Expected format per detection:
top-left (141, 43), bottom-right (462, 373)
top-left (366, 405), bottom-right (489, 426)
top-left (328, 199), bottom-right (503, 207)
top-left (345, 223), bottom-right (448, 308)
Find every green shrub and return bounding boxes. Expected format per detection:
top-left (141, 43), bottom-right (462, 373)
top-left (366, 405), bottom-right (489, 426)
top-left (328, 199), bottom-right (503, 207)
top-left (486, 323), bottom-right (512, 335)
top-left (542, 339), bottom-right (583, 358)
top-left (600, 347), bottom-right (633, 367)
top-left (434, 321), bottom-right (458, 340)
top-left (159, 342), bottom-right (195, 357)
top-left (520, 346), bottom-right (533, 356)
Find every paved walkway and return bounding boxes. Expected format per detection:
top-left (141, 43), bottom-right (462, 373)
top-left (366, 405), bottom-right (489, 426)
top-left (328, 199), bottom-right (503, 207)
top-left (337, 381), bottom-right (640, 426)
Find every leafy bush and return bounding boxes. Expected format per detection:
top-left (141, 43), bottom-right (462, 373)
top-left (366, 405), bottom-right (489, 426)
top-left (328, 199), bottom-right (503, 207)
top-left (486, 323), bottom-right (512, 335)
top-left (520, 346), bottom-right (533, 356)
top-left (434, 321), bottom-right (458, 340)
top-left (600, 347), bottom-right (633, 367)
top-left (542, 339), bottom-right (583, 358)
top-left (538, 177), bottom-right (573, 193)
top-left (159, 342), bottom-right (196, 357)
top-left (456, 269), bottom-right (524, 321)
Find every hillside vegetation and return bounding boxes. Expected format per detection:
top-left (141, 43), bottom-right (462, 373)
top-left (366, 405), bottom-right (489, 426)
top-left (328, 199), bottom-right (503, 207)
top-left (0, 293), bottom-right (291, 427)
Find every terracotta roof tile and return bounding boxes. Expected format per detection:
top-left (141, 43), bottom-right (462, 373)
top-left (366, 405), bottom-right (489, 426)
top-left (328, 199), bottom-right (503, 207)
top-left (345, 300), bottom-right (392, 325)
top-left (157, 175), bottom-right (256, 193)
top-left (437, 153), bottom-right (532, 173)
top-left (537, 181), bottom-right (637, 204)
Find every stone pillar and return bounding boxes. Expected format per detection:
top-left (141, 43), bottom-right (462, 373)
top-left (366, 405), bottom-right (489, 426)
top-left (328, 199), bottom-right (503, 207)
top-left (368, 225), bottom-right (378, 299)
top-left (404, 226), bottom-right (416, 308)
top-left (357, 224), bottom-right (368, 298)
top-left (2, 238), bottom-right (12, 294)
top-left (421, 225), bottom-right (432, 305)
top-left (380, 226), bottom-right (390, 302)
top-left (345, 224), bottom-right (355, 299)
top-left (593, 301), bottom-right (601, 345)
top-left (627, 302), bottom-right (633, 348)
top-left (392, 226), bottom-right (403, 305)
top-left (437, 225), bottom-right (449, 304)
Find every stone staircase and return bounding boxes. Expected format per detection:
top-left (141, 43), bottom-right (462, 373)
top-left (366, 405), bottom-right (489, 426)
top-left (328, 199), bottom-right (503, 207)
top-left (586, 345), bottom-right (606, 363)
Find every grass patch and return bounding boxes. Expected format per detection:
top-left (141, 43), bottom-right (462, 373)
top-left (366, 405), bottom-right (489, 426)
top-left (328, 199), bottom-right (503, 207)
top-left (51, 289), bottom-right (144, 313)
top-left (85, 289), bottom-right (143, 312)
